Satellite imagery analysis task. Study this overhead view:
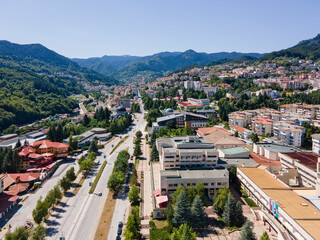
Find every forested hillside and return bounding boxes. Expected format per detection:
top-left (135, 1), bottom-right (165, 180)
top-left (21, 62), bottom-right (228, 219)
top-left (0, 40), bottom-right (118, 133)
top-left (260, 34), bottom-right (320, 61)
top-left (0, 68), bottom-right (78, 132)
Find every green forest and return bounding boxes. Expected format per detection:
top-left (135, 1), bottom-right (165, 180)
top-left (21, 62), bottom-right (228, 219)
top-left (0, 67), bottom-right (78, 132)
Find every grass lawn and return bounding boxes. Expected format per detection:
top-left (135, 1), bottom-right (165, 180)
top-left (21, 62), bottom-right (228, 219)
top-left (153, 219), bottom-right (168, 229)
top-left (94, 193), bottom-right (117, 240)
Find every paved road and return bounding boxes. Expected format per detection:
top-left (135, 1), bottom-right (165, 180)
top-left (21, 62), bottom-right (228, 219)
top-left (79, 102), bottom-right (88, 115)
top-left (46, 99), bottom-right (147, 240)
top-left (107, 100), bottom-right (147, 240)
top-left (0, 159), bottom-right (78, 230)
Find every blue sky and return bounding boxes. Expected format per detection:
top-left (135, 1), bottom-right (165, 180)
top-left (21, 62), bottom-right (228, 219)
top-left (0, 0), bottom-right (319, 58)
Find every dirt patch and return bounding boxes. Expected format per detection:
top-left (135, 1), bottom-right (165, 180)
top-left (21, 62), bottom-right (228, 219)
top-left (94, 193), bottom-right (117, 240)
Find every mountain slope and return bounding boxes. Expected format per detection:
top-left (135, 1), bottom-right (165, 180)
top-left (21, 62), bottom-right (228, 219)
top-left (260, 34), bottom-right (320, 61)
top-left (0, 40), bottom-right (118, 133)
top-left (0, 40), bottom-right (117, 85)
top-left (74, 50), bottom-right (264, 82)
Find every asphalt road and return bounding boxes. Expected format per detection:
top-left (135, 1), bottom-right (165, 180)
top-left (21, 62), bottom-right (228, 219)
top-left (107, 102), bottom-right (147, 240)
top-left (46, 99), bottom-right (147, 240)
top-left (0, 159), bottom-right (78, 230)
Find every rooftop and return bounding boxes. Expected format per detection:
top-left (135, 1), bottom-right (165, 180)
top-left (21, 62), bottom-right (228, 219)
top-left (219, 146), bottom-right (249, 155)
top-left (282, 152), bottom-right (320, 171)
top-left (160, 169), bottom-right (228, 179)
top-left (239, 167), bottom-right (320, 240)
top-left (254, 143), bottom-right (299, 153)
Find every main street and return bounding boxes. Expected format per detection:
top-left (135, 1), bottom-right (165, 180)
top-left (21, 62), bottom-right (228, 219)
top-left (46, 98), bottom-right (147, 240)
top-left (107, 99), bottom-right (147, 240)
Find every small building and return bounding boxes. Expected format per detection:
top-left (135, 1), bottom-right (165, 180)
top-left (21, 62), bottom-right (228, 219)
top-left (253, 143), bottom-right (299, 161)
top-left (117, 98), bottom-right (131, 109)
top-left (160, 169), bottom-right (229, 199)
top-left (218, 146), bottom-right (250, 159)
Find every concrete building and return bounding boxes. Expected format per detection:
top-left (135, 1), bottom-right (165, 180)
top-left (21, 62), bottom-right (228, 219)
top-left (218, 146), bottom-right (250, 159)
top-left (253, 143), bottom-right (299, 161)
top-left (311, 134), bottom-right (320, 154)
top-left (156, 136), bottom-right (218, 170)
top-left (279, 152), bottom-right (320, 187)
top-left (237, 167), bottom-right (320, 240)
top-left (117, 98), bottom-right (131, 108)
top-left (0, 174), bottom-right (19, 220)
top-left (160, 169), bottom-right (229, 199)
top-left (251, 117), bottom-right (273, 135)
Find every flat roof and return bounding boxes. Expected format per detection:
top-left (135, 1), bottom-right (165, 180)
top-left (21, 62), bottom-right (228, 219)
top-left (239, 167), bottom-right (320, 240)
top-left (161, 169), bottom-right (228, 179)
top-left (220, 146), bottom-right (248, 155)
top-left (255, 143), bottom-right (298, 153)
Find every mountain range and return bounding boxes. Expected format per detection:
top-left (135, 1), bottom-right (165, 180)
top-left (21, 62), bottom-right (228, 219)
top-left (72, 50), bottom-right (264, 81)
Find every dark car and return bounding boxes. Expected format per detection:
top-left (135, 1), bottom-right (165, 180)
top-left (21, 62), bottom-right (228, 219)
top-left (116, 236), bottom-right (121, 240)
top-left (117, 228), bottom-right (122, 235)
top-left (118, 221), bottom-right (123, 228)
top-left (124, 184), bottom-right (129, 193)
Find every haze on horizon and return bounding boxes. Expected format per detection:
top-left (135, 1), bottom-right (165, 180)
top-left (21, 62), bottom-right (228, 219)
top-left (0, 0), bottom-right (319, 58)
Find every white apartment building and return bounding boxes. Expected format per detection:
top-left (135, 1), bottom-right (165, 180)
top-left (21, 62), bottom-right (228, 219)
top-left (312, 134), bottom-right (320, 154)
top-left (156, 136), bottom-right (218, 170)
top-left (160, 169), bottom-right (229, 199)
top-left (187, 98), bottom-right (210, 107)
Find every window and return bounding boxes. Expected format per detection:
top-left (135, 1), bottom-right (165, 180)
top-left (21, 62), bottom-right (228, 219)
top-left (217, 182), bottom-right (222, 186)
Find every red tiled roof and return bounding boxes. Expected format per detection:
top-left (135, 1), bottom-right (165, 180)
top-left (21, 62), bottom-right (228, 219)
top-left (282, 152), bottom-right (320, 171)
top-left (8, 173), bottom-right (40, 182)
top-left (32, 140), bottom-right (69, 149)
top-left (232, 126), bottom-right (246, 133)
top-left (18, 146), bottom-right (35, 157)
top-left (0, 192), bottom-right (19, 213)
top-left (178, 101), bottom-right (202, 107)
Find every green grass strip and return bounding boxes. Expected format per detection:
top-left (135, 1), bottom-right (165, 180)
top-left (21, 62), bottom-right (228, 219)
top-left (89, 160), bottom-right (107, 194)
top-left (110, 135), bottom-right (129, 154)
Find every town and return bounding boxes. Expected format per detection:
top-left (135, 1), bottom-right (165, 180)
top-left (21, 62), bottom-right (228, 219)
top-left (1, 2), bottom-right (320, 240)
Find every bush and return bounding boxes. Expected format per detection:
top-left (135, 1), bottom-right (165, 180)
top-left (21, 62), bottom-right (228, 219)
top-left (240, 189), bottom-right (249, 198)
top-left (244, 198), bottom-right (258, 207)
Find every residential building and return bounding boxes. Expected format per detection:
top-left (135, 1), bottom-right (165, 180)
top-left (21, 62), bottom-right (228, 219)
top-left (156, 136), bottom-right (218, 170)
top-left (218, 146), bottom-right (250, 159)
top-left (160, 169), bottom-right (229, 199)
top-left (230, 125), bottom-right (253, 140)
top-left (251, 117), bottom-right (273, 135)
top-left (312, 134), bottom-right (320, 154)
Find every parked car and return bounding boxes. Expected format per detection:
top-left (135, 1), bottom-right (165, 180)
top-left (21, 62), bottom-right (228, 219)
top-left (97, 192), bottom-right (102, 196)
top-left (118, 221), bottom-right (123, 228)
top-left (116, 236), bottom-right (121, 240)
top-left (117, 228), bottom-right (122, 235)
top-left (124, 184), bottom-right (129, 193)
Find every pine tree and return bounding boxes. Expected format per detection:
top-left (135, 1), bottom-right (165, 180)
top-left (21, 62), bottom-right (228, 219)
top-left (195, 182), bottom-right (205, 204)
top-left (213, 186), bottom-right (230, 216)
top-left (190, 195), bottom-right (206, 228)
top-left (170, 223), bottom-right (196, 240)
top-left (12, 150), bottom-right (20, 172)
top-left (238, 221), bottom-right (257, 240)
top-left (235, 201), bottom-right (245, 227)
top-left (260, 232), bottom-right (270, 240)
top-left (88, 140), bottom-right (98, 153)
top-left (82, 114), bottom-right (91, 126)
top-left (150, 143), bottom-right (159, 161)
top-left (172, 189), bottom-right (191, 227)
top-left (222, 193), bottom-right (237, 227)
top-left (14, 139), bottom-right (21, 149)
